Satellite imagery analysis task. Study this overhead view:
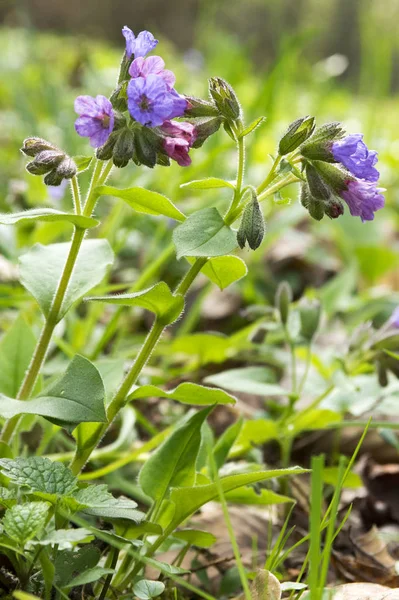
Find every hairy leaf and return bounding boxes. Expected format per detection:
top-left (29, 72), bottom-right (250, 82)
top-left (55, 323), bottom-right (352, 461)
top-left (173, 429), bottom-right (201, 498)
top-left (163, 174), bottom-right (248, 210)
top-left (0, 457), bottom-right (77, 500)
top-left (3, 502), bottom-right (50, 544)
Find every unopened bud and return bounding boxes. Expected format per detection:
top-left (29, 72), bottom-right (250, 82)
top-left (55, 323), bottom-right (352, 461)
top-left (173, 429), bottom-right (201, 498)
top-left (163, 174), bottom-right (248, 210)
top-left (312, 160), bottom-right (349, 194)
top-left (44, 169), bottom-right (64, 186)
top-left (133, 128), bottom-right (157, 169)
top-left (21, 137), bottom-right (57, 157)
top-left (300, 184), bottom-right (325, 221)
top-left (301, 140), bottom-right (334, 162)
top-left (26, 150), bottom-right (65, 175)
top-left (279, 116), bottom-right (315, 155)
top-left (209, 77), bottom-right (241, 122)
top-left (275, 281), bottom-right (292, 326)
top-left (309, 122), bottom-right (345, 144)
top-left (299, 298), bottom-right (322, 341)
top-left (191, 117), bottom-right (222, 148)
top-left (184, 96), bottom-right (219, 118)
top-left (96, 132), bottom-right (118, 161)
top-left (305, 163), bottom-right (331, 200)
top-left (237, 190), bottom-right (265, 250)
top-left (56, 156), bottom-right (77, 179)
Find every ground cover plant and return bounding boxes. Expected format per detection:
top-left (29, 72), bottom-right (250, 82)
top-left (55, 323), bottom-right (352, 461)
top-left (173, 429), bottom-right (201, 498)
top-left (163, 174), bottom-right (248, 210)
top-left (0, 20), bottom-right (399, 600)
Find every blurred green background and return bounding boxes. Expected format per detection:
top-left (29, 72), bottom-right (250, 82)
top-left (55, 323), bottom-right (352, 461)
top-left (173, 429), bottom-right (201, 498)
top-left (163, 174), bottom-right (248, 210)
top-left (0, 0), bottom-right (398, 318)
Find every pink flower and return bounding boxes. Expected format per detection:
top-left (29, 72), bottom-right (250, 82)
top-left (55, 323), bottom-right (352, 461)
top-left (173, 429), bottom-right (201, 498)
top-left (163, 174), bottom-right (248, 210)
top-left (160, 120), bottom-right (197, 167)
top-left (129, 56), bottom-right (176, 88)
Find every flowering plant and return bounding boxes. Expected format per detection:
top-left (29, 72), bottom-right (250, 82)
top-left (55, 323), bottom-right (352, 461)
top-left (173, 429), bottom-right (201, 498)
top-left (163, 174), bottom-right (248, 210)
top-left (0, 25), bottom-right (396, 600)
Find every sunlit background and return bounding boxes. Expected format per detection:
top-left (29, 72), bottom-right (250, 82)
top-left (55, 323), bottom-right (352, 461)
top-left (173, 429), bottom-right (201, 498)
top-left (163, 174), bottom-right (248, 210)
top-left (0, 0), bottom-right (398, 321)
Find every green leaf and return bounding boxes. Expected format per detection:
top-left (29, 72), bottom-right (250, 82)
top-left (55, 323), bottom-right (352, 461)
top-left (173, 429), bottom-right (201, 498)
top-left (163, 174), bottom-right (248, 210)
top-left (97, 185), bottom-right (185, 221)
top-left (322, 467), bottom-right (362, 489)
top-left (239, 116), bottom-right (267, 138)
top-left (73, 155), bottom-right (93, 173)
top-left (196, 255), bottom-right (248, 290)
top-left (0, 457), bottom-right (78, 501)
top-left (0, 486), bottom-right (17, 509)
top-left (128, 382), bottom-right (236, 406)
top-left (173, 207), bottom-right (237, 259)
top-left (133, 579), bottom-right (165, 599)
top-left (173, 529), bottom-right (216, 548)
top-left (64, 484), bottom-right (146, 524)
top-left (0, 208), bottom-right (98, 230)
top-left (204, 367), bottom-right (287, 396)
top-left (54, 545), bottom-right (101, 587)
top-left (0, 316), bottom-right (38, 397)
top-left (213, 418), bottom-right (243, 469)
top-left (232, 419), bottom-right (279, 455)
top-left (3, 502), bottom-right (50, 544)
top-left (19, 239), bottom-right (114, 319)
top-left (164, 468), bottom-right (307, 530)
top-left (139, 407), bottom-right (213, 502)
top-left (13, 593), bottom-right (42, 600)
top-left (0, 356), bottom-right (107, 430)
top-left (64, 566), bottom-right (115, 588)
top-left (31, 528), bottom-right (94, 549)
top-left (171, 333), bottom-right (231, 365)
top-left (225, 487), bottom-right (293, 505)
top-left (290, 409), bottom-right (342, 435)
top-left (355, 245), bottom-right (399, 284)
top-left (180, 178), bottom-right (235, 190)
top-left (86, 282), bottom-right (184, 325)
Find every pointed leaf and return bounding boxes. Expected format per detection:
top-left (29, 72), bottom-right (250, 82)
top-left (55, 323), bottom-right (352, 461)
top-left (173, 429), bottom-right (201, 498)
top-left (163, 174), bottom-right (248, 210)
top-left (139, 407), bottom-right (213, 502)
top-left (86, 282), bottom-right (184, 325)
top-left (239, 116), bottom-right (267, 138)
top-left (173, 529), bottom-right (216, 548)
top-left (173, 207), bottom-right (237, 259)
top-left (165, 468), bottom-right (306, 530)
top-left (19, 239), bottom-right (114, 319)
top-left (180, 178), bottom-right (235, 190)
top-left (73, 155), bottom-right (93, 173)
top-left (0, 208), bottom-right (98, 229)
top-left (225, 487), bottom-right (293, 505)
top-left (204, 367), bottom-right (287, 396)
top-left (97, 185), bottom-right (185, 221)
top-left (128, 382), bottom-right (236, 406)
top-left (213, 418), bottom-right (243, 469)
top-left (4, 502), bottom-right (50, 544)
top-left (64, 567), bottom-right (115, 588)
top-left (31, 528), bottom-right (94, 549)
top-left (0, 356), bottom-right (106, 429)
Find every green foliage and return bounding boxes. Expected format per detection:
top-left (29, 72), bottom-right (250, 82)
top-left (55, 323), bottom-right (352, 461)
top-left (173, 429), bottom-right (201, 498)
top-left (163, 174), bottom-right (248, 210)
top-left (129, 382), bottom-right (236, 405)
top-left (173, 207), bottom-right (237, 258)
top-left (0, 208), bottom-right (98, 229)
top-left (0, 316), bottom-right (38, 397)
top-left (133, 579), bottom-right (166, 599)
top-left (3, 501), bottom-right (50, 545)
top-left (97, 186), bottom-right (186, 221)
top-left (19, 239), bottom-right (114, 319)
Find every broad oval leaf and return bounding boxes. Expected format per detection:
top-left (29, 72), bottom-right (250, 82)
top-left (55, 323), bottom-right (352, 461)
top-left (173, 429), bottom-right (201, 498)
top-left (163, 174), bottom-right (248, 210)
top-left (164, 467), bottom-right (307, 530)
top-left (173, 529), bottom-right (216, 548)
top-left (97, 185), bottom-right (185, 222)
top-left (0, 355), bottom-right (107, 430)
top-left (180, 178), bottom-right (235, 190)
top-left (133, 579), bottom-right (165, 599)
top-left (86, 282), bottom-right (184, 325)
top-left (173, 207), bottom-right (237, 259)
top-left (139, 407), bottom-right (213, 502)
top-left (0, 456), bottom-right (78, 498)
top-left (30, 528), bottom-right (94, 549)
top-left (200, 255), bottom-right (248, 289)
top-left (64, 567), bottom-right (114, 589)
top-left (3, 502), bottom-right (50, 545)
top-left (128, 382), bottom-right (236, 406)
top-left (0, 208), bottom-right (98, 229)
top-left (204, 367), bottom-right (287, 396)
top-left (19, 239), bottom-right (114, 319)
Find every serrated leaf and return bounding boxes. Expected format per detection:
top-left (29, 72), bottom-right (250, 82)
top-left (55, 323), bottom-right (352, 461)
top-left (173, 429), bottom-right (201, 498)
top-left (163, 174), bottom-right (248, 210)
top-left (173, 207), bottom-right (237, 259)
top-left (139, 407), bottom-right (213, 502)
top-left (64, 566), bottom-right (114, 588)
top-left (31, 528), bottom-right (94, 549)
top-left (164, 468), bottom-right (306, 530)
top-left (64, 485), bottom-right (145, 523)
top-left (97, 185), bottom-right (185, 221)
top-left (0, 316), bottom-right (39, 397)
top-left (0, 356), bottom-right (107, 430)
top-left (133, 579), bottom-right (165, 599)
top-left (128, 382), bottom-right (236, 406)
top-left (73, 155), bottom-right (93, 173)
top-left (173, 529), bottom-right (216, 548)
top-left (86, 282), bottom-right (184, 325)
top-left (19, 239), bottom-right (114, 319)
top-left (239, 116), bottom-right (267, 138)
top-left (180, 178), bottom-right (235, 190)
top-left (0, 486), bottom-right (17, 509)
top-left (0, 457), bottom-right (78, 500)
top-left (204, 367), bottom-right (287, 396)
top-left (3, 502), bottom-right (50, 544)
top-left (0, 208), bottom-right (98, 229)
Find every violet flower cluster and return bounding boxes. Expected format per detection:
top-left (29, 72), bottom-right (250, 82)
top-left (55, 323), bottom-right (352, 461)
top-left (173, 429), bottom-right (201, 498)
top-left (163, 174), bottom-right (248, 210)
top-left (74, 27), bottom-right (199, 167)
top-left (331, 134), bottom-right (384, 222)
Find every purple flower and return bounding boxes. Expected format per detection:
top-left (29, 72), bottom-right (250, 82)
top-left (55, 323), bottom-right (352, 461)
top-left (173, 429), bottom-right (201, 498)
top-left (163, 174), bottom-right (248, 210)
top-left (74, 95), bottom-right (114, 148)
top-left (390, 307), bottom-right (399, 328)
top-left (160, 120), bottom-right (197, 143)
top-left (160, 121), bottom-right (197, 167)
top-left (122, 27), bottom-right (158, 59)
top-left (340, 178), bottom-right (385, 222)
top-left (129, 56), bottom-right (176, 88)
top-left (127, 75), bottom-right (187, 127)
top-left (332, 134), bottom-right (379, 182)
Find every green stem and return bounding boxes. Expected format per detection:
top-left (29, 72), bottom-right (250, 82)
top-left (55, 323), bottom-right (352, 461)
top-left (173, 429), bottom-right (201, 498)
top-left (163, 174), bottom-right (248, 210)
top-left (0, 159), bottom-right (111, 444)
top-left (256, 154), bottom-right (282, 195)
top-left (175, 257), bottom-right (208, 296)
top-left (70, 175), bottom-right (82, 215)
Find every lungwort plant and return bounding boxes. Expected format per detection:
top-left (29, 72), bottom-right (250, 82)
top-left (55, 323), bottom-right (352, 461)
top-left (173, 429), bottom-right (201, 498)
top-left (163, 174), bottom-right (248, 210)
top-left (0, 24), bottom-right (393, 600)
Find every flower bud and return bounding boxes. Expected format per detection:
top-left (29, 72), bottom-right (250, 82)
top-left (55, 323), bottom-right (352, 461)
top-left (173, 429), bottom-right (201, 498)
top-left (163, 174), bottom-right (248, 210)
top-left (305, 163), bottom-right (331, 200)
top-left (112, 128), bottom-right (135, 168)
top-left (278, 116), bottom-right (315, 155)
top-left (110, 84), bottom-right (128, 113)
top-left (300, 141), bottom-right (335, 162)
top-left (311, 160), bottom-right (349, 194)
top-left (133, 128), bottom-right (158, 169)
top-left (308, 121), bottom-right (345, 144)
top-left (21, 137), bottom-right (57, 157)
top-left (275, 281), bottom-right (292, 326)
top-left (184, 96), bottom-right (219, 118)
top-left (237, 189), bottom-right (265, 250)
top-left (300, 184), bottom-right (325, 221)
top-left (209, 77), bottom-right (241, 122)
top-left (96, 131), bottom-right (118, 161)
top-left (299, 298), bottom-right (321, 342)
top-left (44, 169), bottom-right (64, 186)
top-left (26, 150), bottom-right (65, 175)
top-left (56, 156), bottom-right (77, 179)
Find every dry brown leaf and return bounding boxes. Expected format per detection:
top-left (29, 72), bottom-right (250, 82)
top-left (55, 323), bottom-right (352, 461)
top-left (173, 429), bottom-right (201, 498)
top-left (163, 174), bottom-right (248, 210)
top-left (332, 582), bottom-right (399, 599)
top-left (235, 570), bottom-right (281, 600)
